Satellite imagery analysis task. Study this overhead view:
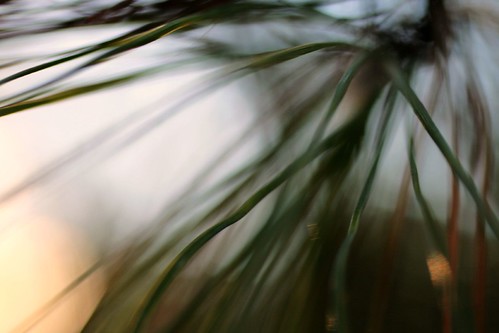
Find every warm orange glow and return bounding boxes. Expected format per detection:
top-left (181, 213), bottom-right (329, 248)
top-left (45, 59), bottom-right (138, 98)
top-left (0, 217), bottom-right (105, 333)
top-left (426, 252), bottom-right (451, 287)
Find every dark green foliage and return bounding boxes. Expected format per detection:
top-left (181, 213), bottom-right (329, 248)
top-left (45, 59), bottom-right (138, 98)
top-left (2, 1), bottom-right (499, 332)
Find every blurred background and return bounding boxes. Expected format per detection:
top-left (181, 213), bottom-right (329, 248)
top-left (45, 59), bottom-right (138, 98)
top-left (1, 0), bottom-right (499, 332)
top-left (0, 25), bottom-right (261, 332)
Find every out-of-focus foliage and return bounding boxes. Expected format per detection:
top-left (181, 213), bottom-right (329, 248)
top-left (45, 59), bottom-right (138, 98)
top-left (2, 1), bottom-right (499, 332)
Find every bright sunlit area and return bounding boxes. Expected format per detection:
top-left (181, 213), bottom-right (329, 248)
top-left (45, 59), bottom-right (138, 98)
top-left (0, 26), bottom-right (260, 332)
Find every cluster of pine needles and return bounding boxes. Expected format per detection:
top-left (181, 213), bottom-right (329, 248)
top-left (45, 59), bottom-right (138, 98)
top-left (1, 0), bottom-right (499, 332)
